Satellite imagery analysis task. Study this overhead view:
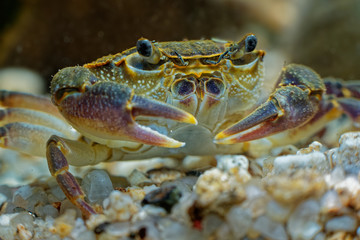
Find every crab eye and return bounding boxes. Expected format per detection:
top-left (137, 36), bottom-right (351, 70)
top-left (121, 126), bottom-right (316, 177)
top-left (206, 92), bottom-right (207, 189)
top-left (245, 35), bottom-right (257, 52)
top-left (172, 79), bottom-right (196, 98)
top-left (137, 39), bottom-right (152, 57)
top-left (205, 78), bottom-right (225, 97)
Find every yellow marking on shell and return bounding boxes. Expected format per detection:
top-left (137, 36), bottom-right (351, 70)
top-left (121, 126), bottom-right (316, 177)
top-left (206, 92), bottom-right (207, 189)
top-left (342, 88), bottom-right (352, 98)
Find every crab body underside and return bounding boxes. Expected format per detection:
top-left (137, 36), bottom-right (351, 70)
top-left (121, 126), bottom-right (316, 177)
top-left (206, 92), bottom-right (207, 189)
top-left (1, 34), bottom-right (360, 217)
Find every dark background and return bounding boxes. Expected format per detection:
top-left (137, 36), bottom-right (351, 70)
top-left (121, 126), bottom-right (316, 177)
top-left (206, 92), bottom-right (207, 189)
top-left (0, 0), bottom-right (359, 90)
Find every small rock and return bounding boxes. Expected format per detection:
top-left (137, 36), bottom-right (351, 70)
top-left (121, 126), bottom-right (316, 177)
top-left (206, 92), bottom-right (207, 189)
top-left (253, 215), bottom-right (288, 240)
top-left (70, 218), bottom-right (96, 240)
top-left (51, 209), bottom-right (77, 238)
top-left (320, 190), bottom-right (344, 214)
top-left (147, 168), bottom-right (185, 184)
top-left (159, 219), bottom-right (204, 240)
top-left (195, 168), bottom-right (246, 207)
top-left (266, 200), bottom-right (292, 223)
top-left (314, 232), bottom-right (326, 240)
top-left (11, 212), bottom-right (34, 237)
top-left (104, 222), bottom-right (131, 237)
top-left (161, 179), bottom-right (192, 195)
top-left (16, 223), bottom-right (33, 240)
top-left (216, 155), bottom-right (251, 182)
top-left (35, 204), bottom-right (59, 218)
top-left (103, 191), bottom-right (138, 222)
top-left (324, 166), bottom-right (345, 187)
top-left (48, 178), bottom-right (66, 201)
top-left (226, 206), bottom-right (252, 238)
top-left (128, 169), bottom-right (153, 187)
top-left (330, 132), bottom-right (360, 174)
top-left (334, 176), bottom-right (360, 209)
top-left (264, 169), bottom-right (326, 204)
top-left (273, 151), bottom-right (329, 174)
top-left (325, 215), bottom-right (357, 232)
top-left (142, 185), bottom-right (182, 213)
top-left (0, 185), bottom-right (12, 199)
top-left (216, 155), bottom-right (249, 172)
top-left (13, 186), bottom-right (48, 212)
top-left (81, 169), bottom-right (113, 204)
top-left (287, 200), bottom-right (322, 240)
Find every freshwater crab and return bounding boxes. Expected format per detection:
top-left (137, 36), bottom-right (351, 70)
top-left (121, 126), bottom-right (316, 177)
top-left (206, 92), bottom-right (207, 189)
top-left (0, 33), bottom-right (360, 217)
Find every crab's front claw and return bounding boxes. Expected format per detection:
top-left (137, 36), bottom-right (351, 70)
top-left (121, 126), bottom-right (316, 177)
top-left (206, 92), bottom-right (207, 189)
top-left (52, 67), bottom-right (197, 148)
top-left (215, 64), bottom-right (325, 144)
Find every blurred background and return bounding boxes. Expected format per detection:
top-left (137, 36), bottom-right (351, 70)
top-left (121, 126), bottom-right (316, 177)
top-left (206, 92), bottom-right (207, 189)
top-left (0, 0), bottom-right (359, 94)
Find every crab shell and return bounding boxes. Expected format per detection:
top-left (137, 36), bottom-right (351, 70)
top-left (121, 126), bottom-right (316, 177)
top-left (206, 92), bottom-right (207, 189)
top-left (50, 34), bottom-right (267, 157)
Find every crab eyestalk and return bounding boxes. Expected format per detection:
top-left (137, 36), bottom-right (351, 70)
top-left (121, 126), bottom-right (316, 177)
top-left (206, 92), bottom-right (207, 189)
top-left (215, 64), bottom-right (326, 144)
top-left (229, 33), bottom-right (258, 60)
top-left (136, 38), bottom-right (162, 64)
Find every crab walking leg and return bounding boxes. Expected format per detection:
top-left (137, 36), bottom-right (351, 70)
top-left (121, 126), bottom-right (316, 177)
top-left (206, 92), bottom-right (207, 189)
top-left (0, 122), bottom-right (67, 157)
top-left (215, 64), bottom-right (326, 144)
top-left (324, 78), bottom-right (360, 122)
top-left (46, 135), bottom-right (117, 217)
top-left (0, 90), bottom-right (63, 119)
top-left (0, 108), bottom-right (79, 139)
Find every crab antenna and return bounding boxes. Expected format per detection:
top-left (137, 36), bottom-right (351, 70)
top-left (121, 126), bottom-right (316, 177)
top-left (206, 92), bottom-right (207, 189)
top-left (136, 38), bottom-right (162, 64)
top-left (230, 33), bottom-right (257, 60)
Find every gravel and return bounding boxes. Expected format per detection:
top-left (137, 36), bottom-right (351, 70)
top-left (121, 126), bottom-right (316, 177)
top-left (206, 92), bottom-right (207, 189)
top-left (1, 132), bottom-right (360, 239)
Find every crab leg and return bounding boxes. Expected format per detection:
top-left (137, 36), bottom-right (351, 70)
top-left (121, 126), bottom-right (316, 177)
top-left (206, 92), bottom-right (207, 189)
top-left (215, 64), bottom-right (325, 144)
top-left (0, 108), bottom-right (78, 137)
top-left (0, 91), bottom-right (79, 156)
top-left (0, 123), bottom-right (66, 156)
top-left (46, 135), bottom-right (124, 217)
top-left (52, 67), bottom-right (197, 148)
top-left (47, 136), bottom-right (96, 217)
top-left (0, 90), bottom-right (63, 118)
top-left (324, 78), bottom-right (360, 122)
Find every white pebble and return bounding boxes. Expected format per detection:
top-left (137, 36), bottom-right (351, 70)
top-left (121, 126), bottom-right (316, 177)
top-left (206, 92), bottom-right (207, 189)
top-left (253, 215), bottom-right (288, 240)
top-left (273, 152), bottom-right (329, 174)
top-left (266, 200), bottom-right (292, 223)
top-left (330, 132), bottom-right (360, 174)
top-left (324, 166), bottom-right (345, 187)
top-left (159, 220), bottom-right (203, 240)
top-left (226, 206), bottom-right (252, 238)
top-left (71, 218), bottom-right (96, 240)
top-left (216, 155), bottom-right (249, 172)
top-left (105, 222), bottom-right (131, 237)
top-left (103, 190), bottom-right (138, 221)
top-left (288, 200), bottom-right (321, 240)
top-left (325, 215), bottom-right (357, 232)
top-left (320, 190), bottom-right (343, 214)
top-left (314, 232), bottom-right (326, 240)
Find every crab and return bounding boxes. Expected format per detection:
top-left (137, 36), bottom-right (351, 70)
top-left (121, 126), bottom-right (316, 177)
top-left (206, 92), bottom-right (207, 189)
top-left (0, 33), bottom-right (359, 217)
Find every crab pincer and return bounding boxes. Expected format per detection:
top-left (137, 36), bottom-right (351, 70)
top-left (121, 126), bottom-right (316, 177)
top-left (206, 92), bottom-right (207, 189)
top-left (52, 67), bottom-right (197, 148)
top-left (215, 64), bottom-right (325, 144)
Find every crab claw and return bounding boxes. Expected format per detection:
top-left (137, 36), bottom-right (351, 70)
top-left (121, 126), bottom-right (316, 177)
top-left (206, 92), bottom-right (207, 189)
top-left (52, 67), bottom-right (197, 148)
top-left (215, 64), bottom-right (325, 144)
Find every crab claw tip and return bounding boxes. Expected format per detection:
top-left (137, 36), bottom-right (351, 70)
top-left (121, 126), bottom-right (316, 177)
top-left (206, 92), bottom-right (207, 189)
top-left (214, 131), bottom-right (228, 141)
top-left (183, 114), bottom-right (198, 125)
top-left (213, 136), bottom-right (236, 145)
